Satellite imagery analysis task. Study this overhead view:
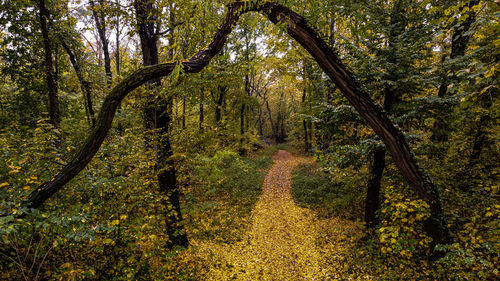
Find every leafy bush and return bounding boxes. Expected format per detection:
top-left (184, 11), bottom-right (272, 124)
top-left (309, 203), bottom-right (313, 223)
top-left (291, 162), bottom-right (364, 219)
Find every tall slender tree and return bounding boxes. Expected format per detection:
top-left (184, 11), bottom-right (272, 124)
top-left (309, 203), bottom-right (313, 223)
top-left (134, 0), bottom-right (188, 248)
top-left (38, 0), bottom-right (60, 128)
top-left (90, 0), bottom-right (113, 87)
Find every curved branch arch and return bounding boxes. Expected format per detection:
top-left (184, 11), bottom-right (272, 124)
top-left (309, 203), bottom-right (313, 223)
top-left (26, 1), bottom-right (450, 245)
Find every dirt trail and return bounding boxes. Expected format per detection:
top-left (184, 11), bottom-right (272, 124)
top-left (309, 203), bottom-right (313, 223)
top-left (193, 150), bottom-right (369, 280)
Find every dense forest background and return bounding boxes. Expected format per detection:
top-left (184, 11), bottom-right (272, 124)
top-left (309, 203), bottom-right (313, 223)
top-left (0, 0), bottom-right (498, 280)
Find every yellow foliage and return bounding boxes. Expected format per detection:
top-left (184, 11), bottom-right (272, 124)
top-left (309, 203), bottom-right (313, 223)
top-left (175, 151), bottom-right (372, 280)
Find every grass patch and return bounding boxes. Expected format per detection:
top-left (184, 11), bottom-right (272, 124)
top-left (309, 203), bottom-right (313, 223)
top-left (291, 161), bottom-right (362, 219)
top-left (183, 148), bottom-right (273, 243)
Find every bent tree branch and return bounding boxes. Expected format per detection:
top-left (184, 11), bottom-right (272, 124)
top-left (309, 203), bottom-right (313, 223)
top-left (26, 1), bottom-right (451, 246)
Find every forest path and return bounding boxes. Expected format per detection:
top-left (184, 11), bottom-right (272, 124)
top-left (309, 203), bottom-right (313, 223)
top-left (193, 150), bottom-right (368, 280)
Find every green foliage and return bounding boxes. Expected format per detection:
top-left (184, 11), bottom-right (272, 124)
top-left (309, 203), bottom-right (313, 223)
top-left (378, 185), bottom-right (432, 258)
top-left (291, 162), bottom-right (364, 219)
top-left (185, 149), bottom-right (272, 242)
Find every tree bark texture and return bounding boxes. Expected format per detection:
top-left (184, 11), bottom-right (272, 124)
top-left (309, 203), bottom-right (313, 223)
top-left (90, 0), bottom-right (113, 87)
top-left (57, 34), bottom-right (96, 125)
top-left (199, 87), bottom-right (204, 130)
top-left (134, 0), bottom-right (188, 248)
top-left (26, 0), bottom-right (450, 246)
top-left (364, 0), bottom-right (404, 229)
top-left (265, 99), bottom-right (277, 141)
top-left (432, 0), bottom-right (479, 142)
top-left (38, 0), bottom-right (60, 128)
top-left (215, 85), bottom-right (226, 127)
top-left (302, 88), bottom-right (310, 152)
top-left (365, 147), bottom-right (386, 228)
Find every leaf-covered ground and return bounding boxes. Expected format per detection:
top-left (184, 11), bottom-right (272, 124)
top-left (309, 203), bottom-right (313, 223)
top-left (184, 150), bottom-right (369, 280)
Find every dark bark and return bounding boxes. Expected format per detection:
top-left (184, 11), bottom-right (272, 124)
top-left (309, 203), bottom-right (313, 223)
top-left (182, 96), bottom-right (186, 130)
top-left (302, 84), bottom-right (309, 151)
top-left (155, 98), bottom-right (188, 248)
top-left (134, 0), bottom-right (187, 248)
top-left (468, 116), bottom-right (489, 168)
top-left (241, 73), bottom-right (250, 135)
top-left (90, 0), bottom-right (112, 87)
top-left (57, 34), bottom-right (96, 125)
top-left (432, 0), bottom-right (479, 142)
top-left (467, 95), bottom-right (494, 174)
top-left (364, 0), bottom-right (405, 229)
top-left (25, 0), bottom-right (450, 248)
top-left (450, 1), bottom-right (479, 60)
top-left (265, 99), bottom-right (277, 141)
top-left (199, 88), bottom-right (204, 130)
top-left (215, 86), bottom-right (226, 126)
top-left (115, 0), bottom-right (121, 76)
top-left (38, 0), bottom-right (60, 128)
top-left (240, 104), bottom-right (245, 135)
top-left (302, 119), bottom-right (309, 152)
top-left (365, 147), bottom-right (385, 228)
top-left (134, 0), bottom-right (160, 132)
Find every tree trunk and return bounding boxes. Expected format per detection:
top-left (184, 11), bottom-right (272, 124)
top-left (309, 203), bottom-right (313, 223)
top-left (199, 88), bottom-right (204, 130)
top-left (25, 0), bottom-right (450, 250)
top-left (90, 0), bottom-right (112, 87)
top-left (182, 96), bottom-right (186, 129)
top-left (365, 147), bottom-right (385, 228)
top-left (39, 0), bottom-right (60, 128)
top-left (466, 94), bottom-right (493, 183)
top-left (241, 74), bottom-right (250, 135)
top-left (364, 0), bottom-right (406, 229)
top-left (215, 86), bottom-right (226, 127)
top-left (57, 34), bottom-right (96, 125)
top-left (134, 0), bottom-right (188, 248)
top-left (301, 85), bottom-right (310, 151)
top-left (240, 104), bottom-right (245, 135)
top-left (115, 0), bottom-right (121, 76)
top-left (265, 99), bottom-right (277, 142)
top-left (432, 0), bottom-right (479, 142)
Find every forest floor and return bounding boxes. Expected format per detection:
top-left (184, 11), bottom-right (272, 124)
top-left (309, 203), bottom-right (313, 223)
top-left (189, 150), bottom-right (370, 280)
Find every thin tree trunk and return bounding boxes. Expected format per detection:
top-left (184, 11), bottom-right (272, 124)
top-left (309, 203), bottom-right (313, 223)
top-left (182, 96), bottom-right (186, 129)
top-left (241, 73), bottom-right (251, 135)
top-left (307, 117), bottom-right (313, 147)
top-left (240, 104), bottom-right (245, 135)
top-left (39, 0), bottom-right (60, 128)
top-left (265, 99), bottom-right (277, 141)
top-left (57, 34), bottom-right (96, 125)
top-left (303, 119), bottom-right (309, 151)
top-left (466, 95), bottom-right (493, 182)
top-left (215, 86), bottom-right (226, 127)
top-left (432, 0), bottom-right (479, 142)
top-left (90, 0), bottom-right (112, 87)
top-left (199, 88), bottom-right (204, 130)
top-left (115, 0), bottom-right (120, 76)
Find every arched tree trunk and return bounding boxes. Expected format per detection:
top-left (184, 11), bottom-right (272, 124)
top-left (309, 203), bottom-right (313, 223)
top-left (25, 0), bottom-right (450, 249)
